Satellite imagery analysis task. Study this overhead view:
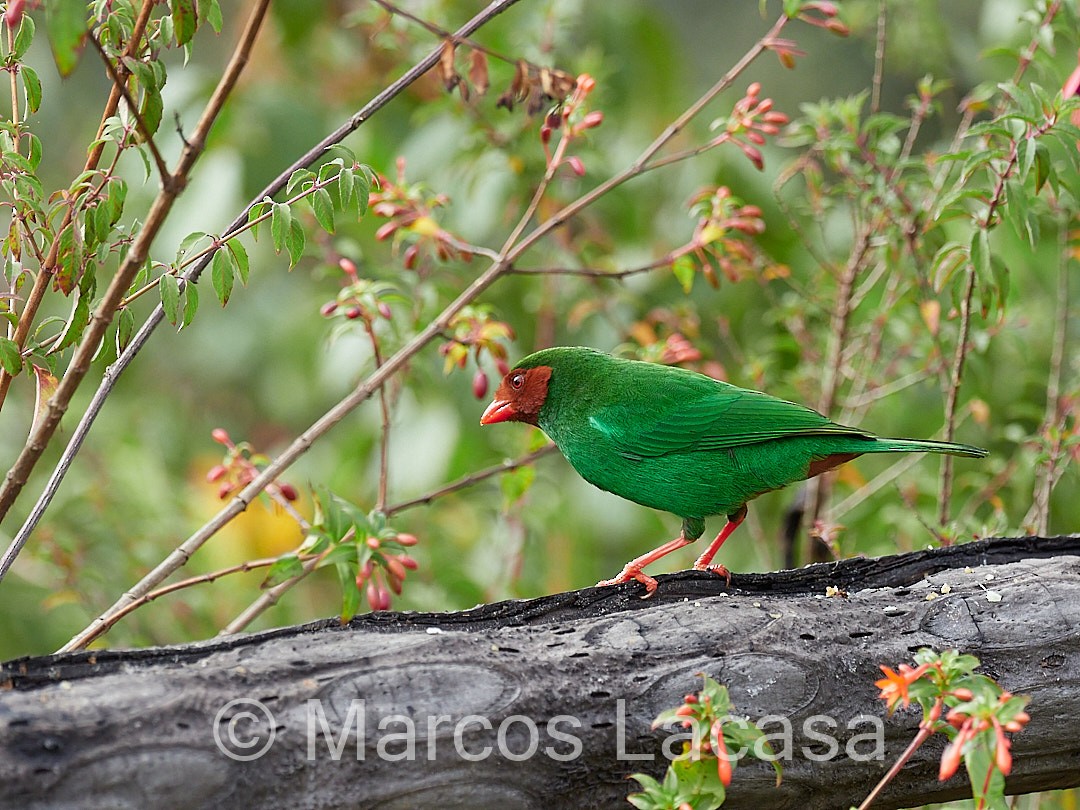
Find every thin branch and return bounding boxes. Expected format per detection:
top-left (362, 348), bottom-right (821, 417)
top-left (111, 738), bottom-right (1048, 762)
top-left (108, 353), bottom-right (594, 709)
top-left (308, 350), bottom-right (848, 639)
top-left (869, 0), bottom-right (887, 114)
top-left (1025, 218), bottom-right (1071, 534)
top-left (384, 443), bottom-right (557, 515)
top-left (219, 550), bottom-right (328, 636)
top-left (87, 31), bottom-right (170, 182)
top-left (99, 552), bottom-right (322, 633)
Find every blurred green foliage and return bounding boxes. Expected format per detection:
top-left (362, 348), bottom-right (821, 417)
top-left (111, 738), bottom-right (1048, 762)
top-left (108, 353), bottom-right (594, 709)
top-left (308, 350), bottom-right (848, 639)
top-left (0, 0), bottom-right (1076, 686)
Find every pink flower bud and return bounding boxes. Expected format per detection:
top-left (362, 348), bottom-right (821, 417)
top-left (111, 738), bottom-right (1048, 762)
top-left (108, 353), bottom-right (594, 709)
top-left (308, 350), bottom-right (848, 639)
top-left (395, 532), bottom-right (419, 547)
top-left (398, 554), bottom-right (419, 570)
top-left (566, 156), bottom-right (586, 176)
top-left (206, 465), bottom-right (228, 482)
top-left (472, 369), bottom-right (489, 399)
top-left (278, 482), bottom-right (298, 502)
top-left (217, 482), bottom-right (234, 500)
top-left (338, 257), bottom-right (358, 276)
top-left (211, 428), bottom-right (230, 445)
top-left (580, 111), bottom-right (604, 129)
top-left (320, 301), bottom-right (338, 317)
top-left (5, 0), bottom-right (25, 27)
top-left (403, 243), bottom-right (420, 271)
top-left (377, 301), bottom-right (393, 320)
top-left (495, 356), bottom-right (510, 376)
top-left (746, 82), bottom-right (761, 98)
top-left (344, 306), bottom-right (363, 320)
top-left (375, 222), bottom-right (399, 241)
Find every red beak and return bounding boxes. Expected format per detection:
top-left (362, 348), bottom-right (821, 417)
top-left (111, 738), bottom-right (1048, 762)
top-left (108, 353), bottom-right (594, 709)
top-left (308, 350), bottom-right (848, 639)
top-left (480, 399), bottom-right (517, 425)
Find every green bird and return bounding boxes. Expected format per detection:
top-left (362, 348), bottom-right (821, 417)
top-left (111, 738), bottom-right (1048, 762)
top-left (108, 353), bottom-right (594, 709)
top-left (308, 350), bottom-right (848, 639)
top-left (480, 346), bottom-right (988, 594)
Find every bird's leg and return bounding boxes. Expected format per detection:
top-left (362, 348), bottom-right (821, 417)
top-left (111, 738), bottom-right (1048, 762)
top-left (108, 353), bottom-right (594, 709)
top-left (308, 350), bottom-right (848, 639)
top-left (692, 504), bottom-right (747, 583)
top-left (597, 518), bottom-right (705, 597)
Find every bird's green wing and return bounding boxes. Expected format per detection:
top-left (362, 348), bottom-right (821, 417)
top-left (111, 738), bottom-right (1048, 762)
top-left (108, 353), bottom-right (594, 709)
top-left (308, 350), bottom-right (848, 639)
top-left (593, 372), bottom-right (873, 460)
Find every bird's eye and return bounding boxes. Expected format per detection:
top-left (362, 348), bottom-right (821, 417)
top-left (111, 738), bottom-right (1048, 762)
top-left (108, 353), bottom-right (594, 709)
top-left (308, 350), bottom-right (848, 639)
top-left (510, 372), bottom-right (524, 390)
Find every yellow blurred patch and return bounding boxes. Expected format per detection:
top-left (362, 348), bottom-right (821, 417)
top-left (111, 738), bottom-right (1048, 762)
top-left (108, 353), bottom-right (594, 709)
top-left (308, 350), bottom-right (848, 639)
top-left (836, 463), bottom-right (866, 489)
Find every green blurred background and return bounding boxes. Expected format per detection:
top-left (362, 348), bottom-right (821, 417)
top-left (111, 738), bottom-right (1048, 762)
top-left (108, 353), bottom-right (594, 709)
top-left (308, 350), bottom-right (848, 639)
top-left (0, 0), bottom-right (1076, 671)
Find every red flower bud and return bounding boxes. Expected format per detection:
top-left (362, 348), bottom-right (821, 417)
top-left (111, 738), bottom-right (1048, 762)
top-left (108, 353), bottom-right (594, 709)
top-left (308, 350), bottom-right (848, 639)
top-left (495, 356), bottom-right (510, 376)
top-left (5, 0), bottom-right (25, 27)
top-left (320, 301), bottom-right (338, 317)
top-left (580, 111), bottom-right (604, 129)
top-left (217, 482), bottom-right (234, 500)
top-left (375, 222), bottom-right (399, 241)
top-left (345, 306), bottom-right (363, 320)
top-left (338, 257), bottom-right (358, 276)
top-left (397, 554), bottom-right (419, 570)
top-left (566, 155), bottom-right (586, 176)
top-left (472, 369), bottom-right (489, 399)
top-left (278, 482), bottom-right (299, 502)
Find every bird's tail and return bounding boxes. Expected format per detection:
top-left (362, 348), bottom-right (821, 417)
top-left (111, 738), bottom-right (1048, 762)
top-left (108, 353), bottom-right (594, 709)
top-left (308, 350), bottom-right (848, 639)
top-left (870, 438), bottom-right (988, 458)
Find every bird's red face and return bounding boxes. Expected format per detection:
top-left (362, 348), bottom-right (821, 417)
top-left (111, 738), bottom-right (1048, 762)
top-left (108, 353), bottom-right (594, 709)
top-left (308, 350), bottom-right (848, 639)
top-left (480, 365), bottom-right (552, 426)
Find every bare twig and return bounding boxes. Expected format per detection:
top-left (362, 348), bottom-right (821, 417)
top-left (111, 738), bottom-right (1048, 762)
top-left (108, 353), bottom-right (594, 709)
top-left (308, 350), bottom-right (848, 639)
top-left (1025, 219), bottom-right (1071, 534)
top-left (869, 0), bottom-right (887, 114)
top-left (100, 552), bottom-right (322, 633)
top-left (87, 31), bottom-right (170, 182)
top-left (385, 443), bottom-right (557, 515)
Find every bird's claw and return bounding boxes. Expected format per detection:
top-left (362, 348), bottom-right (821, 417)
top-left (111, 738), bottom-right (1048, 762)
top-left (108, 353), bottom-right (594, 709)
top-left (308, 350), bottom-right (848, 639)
top-left (597, 567), bottom-right (659, 598)
top-left (693, 562), bottom-right (732, 586)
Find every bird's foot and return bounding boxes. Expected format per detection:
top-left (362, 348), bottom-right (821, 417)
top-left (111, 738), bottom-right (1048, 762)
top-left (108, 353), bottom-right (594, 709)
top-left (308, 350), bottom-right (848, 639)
top-left (597, 566), bottom-right (659, 598)
top-left (692, 560), bottom-right (732, 586)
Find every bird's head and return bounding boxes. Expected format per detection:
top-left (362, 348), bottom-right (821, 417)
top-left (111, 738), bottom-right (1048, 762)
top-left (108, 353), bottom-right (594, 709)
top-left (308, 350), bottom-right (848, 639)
top-left (480, 364), bottom-right (552, 426)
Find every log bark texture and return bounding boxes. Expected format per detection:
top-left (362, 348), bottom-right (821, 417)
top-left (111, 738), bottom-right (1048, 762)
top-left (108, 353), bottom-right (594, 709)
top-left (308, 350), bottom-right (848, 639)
top-left (2, 536), bottom-right (1079, 809)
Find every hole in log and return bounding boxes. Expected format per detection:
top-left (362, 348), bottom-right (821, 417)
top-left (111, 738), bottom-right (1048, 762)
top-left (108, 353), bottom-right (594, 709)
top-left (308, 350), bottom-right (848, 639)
top-left (799, 633), bottom-right (816, 640)
top-left (849, 631), bottom-right (874, 639)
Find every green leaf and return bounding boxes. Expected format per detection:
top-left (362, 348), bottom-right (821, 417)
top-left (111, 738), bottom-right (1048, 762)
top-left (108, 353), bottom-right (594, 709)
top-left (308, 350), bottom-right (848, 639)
top-left (46, 0), bottom-right (87, 77)
top-left (53, 285), bottom-right (90, 352)
top-left (204, 0), bottom-right (223, 33)
top-left (286, 217), bottom-right (305, 268)
top-left (30, 364), bottom-right (58, 435)
top-left (970, 229), bottom-right (990, 284)
top-left (227, 237), bottom-right (249, 285)
top-left (270, 202), bottom-right (291, 254)
top-left (336, 561), bottom-right (361, 622)
top-left (1033, 141), bottom-right (1050, 194)
top-left (672, 254), bottom-right (696, 293)
top-left (171, 0), bottom-right (198, 46)
top-left (12, 14), bottom-right (36, 60)
top-left (114, 306), bottom-right (134, 355)
top-left (355, 165), bottom-right (373, 217)
top-left (160, 272), bottom-right (180, 325)
top-left (181, 280), bottom-right (199, 329)
top-left (500, 465), bottom-right (535, 507)
top-left (0, 336), bottom-right (22, 375)
top-left (262, 553), bottom-right (305, 589)
top-left (313, 187), bottom-right (335, 233)
top-left (211, 247), bottom-right (234, 306)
